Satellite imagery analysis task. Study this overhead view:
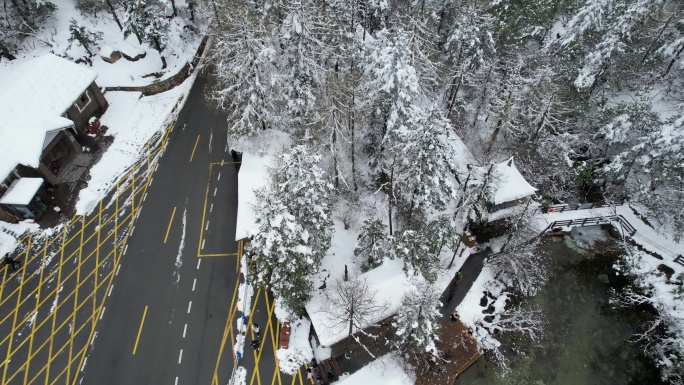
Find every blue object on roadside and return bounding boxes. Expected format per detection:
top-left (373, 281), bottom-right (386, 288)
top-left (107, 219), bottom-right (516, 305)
top-left (236, 351), bottom-right (242, 360)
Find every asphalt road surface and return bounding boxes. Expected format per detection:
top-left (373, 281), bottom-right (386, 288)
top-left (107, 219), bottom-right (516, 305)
top-left (0, 73), bottom-right (298, 385)
top-left (80, 74), bottom-right (243, 385)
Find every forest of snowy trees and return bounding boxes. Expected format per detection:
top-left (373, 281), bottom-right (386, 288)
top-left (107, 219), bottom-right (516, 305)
top-left (205, 0), bottom-right (684, 240)
top-left (202, 0), bottom-right (684, 381)
top-left (3, 0), bottom-right (684, 380)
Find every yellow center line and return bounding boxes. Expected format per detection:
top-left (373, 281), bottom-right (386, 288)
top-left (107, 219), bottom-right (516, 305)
top-left (190, 134), bottom-right (201, 162)
top-left (164, 207), bottom-right (177, 243)
top-left (133, 306), bottom-right (149, 355)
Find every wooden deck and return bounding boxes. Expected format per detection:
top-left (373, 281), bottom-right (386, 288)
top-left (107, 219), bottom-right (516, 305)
top-left (414, 319), bottom-right (482, 385)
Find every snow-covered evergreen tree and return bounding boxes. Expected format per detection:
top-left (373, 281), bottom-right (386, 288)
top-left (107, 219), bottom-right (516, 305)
top-left (271, 145), bottom-right (335, 259)
top-left (354, 219), bottom-right (391, 271)
top-left (246, 188), bottom-right (315, 315)
top-left (362, 28), bottom-right (422, 168)
top-left (393, 228), bottom-right (440, 283)
top-left (393, 280), bottom-right (442, 360)
top-left (210, 5), bottom-right (281, 137)
top-left (279, 0), bottom-right (327, 132)
top-left (247, 145), bottom-right (334, 314)
top-left (122, 0), bottom-right (170, 68)
top-left (68, 19), bottom-right (102, 56)
top-left (391, 106), bottom-right (457, 221)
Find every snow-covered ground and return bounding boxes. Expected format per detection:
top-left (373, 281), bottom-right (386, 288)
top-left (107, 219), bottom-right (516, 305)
top-left (336, 352), bottom-right (414, 385)
top-left (4, 0), bottom-right (202, 88)
top-left (0, 0), bottom-right (205, 233)
top-left (75, 75), bottom-right (195, 214)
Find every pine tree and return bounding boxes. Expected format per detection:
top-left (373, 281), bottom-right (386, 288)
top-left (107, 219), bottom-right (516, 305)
top-left (278, 0), bottom-right (327, 132)
top-left (271, 145), bottom-right (335, 260)
top-left (122, 0), bottom-right (170, 68)
top-left (247, 145), bottom-right (334, 315)
top-left (393, 228), bottom-right (440, 283)
top-left (210, 5), bottom-right (281, 137)
top-left (354, 219), bottom-right (391, 271)
top-left (68, 19), bottom-right (103, 57)
top-left (246, 189), bottom-right (315, 315)
top-left (391, 106), bottom-right (457, 221)
top-left (393, 280), bottom-right (442, 360)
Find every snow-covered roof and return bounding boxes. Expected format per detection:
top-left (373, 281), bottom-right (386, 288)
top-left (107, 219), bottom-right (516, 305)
top-left (0, 178), bottom-right (44, 205)
top-left (0, 54), bottom-right (98, 181)
top-left (235, 152), bottom-right (271, 241)
top-left (492, 157), bottom-right (537, 205)
top-left (234, 131), bottom-right (292, 241)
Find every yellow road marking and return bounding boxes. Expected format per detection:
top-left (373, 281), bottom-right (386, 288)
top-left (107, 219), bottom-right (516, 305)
top-left (66, 216), bottom-right (85, 383)
top-left (164, 206), bottom-right (177, 243)
top-left (45, 226), bottom-right (66, 385)
top-left (190, 134), bottom-right (201, 162)
top-left (133, 306), bottom-right (149, 355)
top-left (1, 120), bottom-right (168, 385)
top-left (23, 240), bottom-right (48, 384)
top-left (211, 269), bottom-right (242, 385)
top-left (1, 234), bottom-right (31, 384)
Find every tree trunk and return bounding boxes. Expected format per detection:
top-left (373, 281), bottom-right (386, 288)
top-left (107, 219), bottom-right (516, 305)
top-left (333, 117), bottom-right (339, 189)
top-left (500, 199), bottom-right (532, 252)
top-left (486, 90), bottom-right (512, 154)
top-left (641, 13), bottom-right (675, 65)
top-left (388, 157), bottom-right (396, 236)
top-left (350, 96), bottom-right (358, 191)
top-left (104, 0), bottom-right (123, 30)
top-left (663, 41), bottom-right (684, 77)
top-left (153, 37), bottom-right (167, 69)
top-left (531, 96), bottom-right (552, 141)
top-left (471, 64), bottom-right (494, 129)
top-left (447, 239), bottom-right (463, 269)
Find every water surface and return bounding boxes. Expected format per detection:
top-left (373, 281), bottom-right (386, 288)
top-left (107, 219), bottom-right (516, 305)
top-left (457, 227), bottom-right (663, 385)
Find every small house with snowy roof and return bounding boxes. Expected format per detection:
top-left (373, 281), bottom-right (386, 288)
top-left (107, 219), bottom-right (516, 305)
top-left (488, 157), bottom-right (537, 213)
top-left (0, 54), bottom-right (108, 221)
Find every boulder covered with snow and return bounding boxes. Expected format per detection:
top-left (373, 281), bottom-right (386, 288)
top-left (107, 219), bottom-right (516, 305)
top-left (100, 46), bottom-right (122, 64)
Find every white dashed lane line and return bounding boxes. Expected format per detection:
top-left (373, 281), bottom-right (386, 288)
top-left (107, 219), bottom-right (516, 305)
top-left (187, 301), bottom-right (192, 314)
top-left (196, 259), bottom-right (201, 269)
top-left (183, 324), bottom-right (187, 338)
top-left (192, 279), bottom-right (196, 292)
top-left (178, 349), bottom-right (183, 364)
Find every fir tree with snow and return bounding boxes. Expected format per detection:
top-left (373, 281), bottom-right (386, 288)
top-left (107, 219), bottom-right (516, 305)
top-left (391, 106), bottom-right (458, 221)
top-left (392, 228), bottom-right (440, 283)
top-left (247, 145), bottom-right (334, 315)
top-left (245, 188), bottom-right (316, 315)
top-left (355, 219), bottom-right (391, 272)
top-left (393, 280), bottom-right (442, 361)
top-left (67, 19), bottom-right (102, 58)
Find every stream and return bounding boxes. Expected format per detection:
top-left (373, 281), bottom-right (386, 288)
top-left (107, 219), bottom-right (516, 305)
top-left (456, 225), bottom-right (665, 385)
